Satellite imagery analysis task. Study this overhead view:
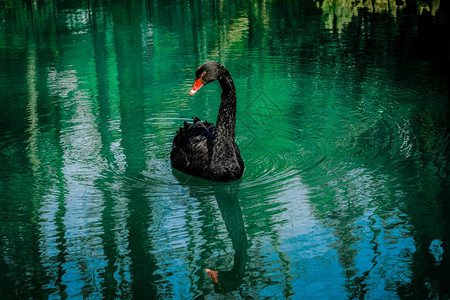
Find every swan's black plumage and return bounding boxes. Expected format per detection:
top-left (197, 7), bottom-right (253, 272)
top-left (171, 62), bottom-right (244, 181)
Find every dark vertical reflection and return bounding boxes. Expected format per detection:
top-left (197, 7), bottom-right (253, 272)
top-left (173, 173), bottom-right (249, 295)
top-left (0, 3), bottom-right (51, 297)
top-left (111, 0), bottom-right (159, 297)
top-left (209, 184), bottom-right (248, 293)
top-left (54, 189), bottom-right (69, 298)
top-left (393, 2), bottom-right (449, 298)
top-left (91, 2), bottom-right (122, 298)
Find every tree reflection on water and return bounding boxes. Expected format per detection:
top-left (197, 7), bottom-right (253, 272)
top-left (315, 0), bottom-right (441, 32)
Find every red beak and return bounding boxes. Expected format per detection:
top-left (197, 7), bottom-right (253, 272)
top-left (189, 79), bottom-right (203, 96)
top-left (189, 73), bottom-right (205, 96)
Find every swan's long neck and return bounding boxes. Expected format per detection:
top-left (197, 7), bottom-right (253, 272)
top-left (210, 66), bottom-right (242, 180)
top-left (215, 70), bottom-right (237, 142)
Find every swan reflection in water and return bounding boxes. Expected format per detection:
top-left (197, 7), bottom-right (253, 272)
top-left (173, 172), bottom-right (248, 293)
top-left (204, 184), bottom-right (248, 293)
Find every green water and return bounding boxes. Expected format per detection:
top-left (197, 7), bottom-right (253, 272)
top-left (1, 0), bottom-right (449, 298)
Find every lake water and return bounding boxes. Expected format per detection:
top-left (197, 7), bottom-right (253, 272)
top-left (0, 0), bottom-right (449, 298)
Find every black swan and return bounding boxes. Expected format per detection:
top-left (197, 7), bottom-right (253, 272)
top-left (171, 62), bottom-right (244, 182)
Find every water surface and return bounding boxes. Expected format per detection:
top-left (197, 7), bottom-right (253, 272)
top-left (0, 0), bottom-right (449, 298)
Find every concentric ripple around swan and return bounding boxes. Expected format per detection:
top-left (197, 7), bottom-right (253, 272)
top-left (140, 66), bottom-right (446, 201)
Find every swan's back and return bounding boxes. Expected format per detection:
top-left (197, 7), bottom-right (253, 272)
top-left (171, 118), bottom-right (216, 177)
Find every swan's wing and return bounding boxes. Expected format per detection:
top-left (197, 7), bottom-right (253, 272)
top-left (171, 118), bottom-right (215, 174)
top-left (171, 135), bottom-right (209, 171)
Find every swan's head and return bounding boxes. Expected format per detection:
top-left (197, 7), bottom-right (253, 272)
top-left (189, 62), bottom-right (224, 96)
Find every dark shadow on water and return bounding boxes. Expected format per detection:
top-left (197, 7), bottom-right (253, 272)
top-left (172, 170), bottom-right (248, 294)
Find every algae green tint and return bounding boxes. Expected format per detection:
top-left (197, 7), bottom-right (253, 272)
top-left (0, 0), bottom-right (449, 298)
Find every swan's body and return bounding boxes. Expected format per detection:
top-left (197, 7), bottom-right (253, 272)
top-left (171, 62), bottom-right (244, 181)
